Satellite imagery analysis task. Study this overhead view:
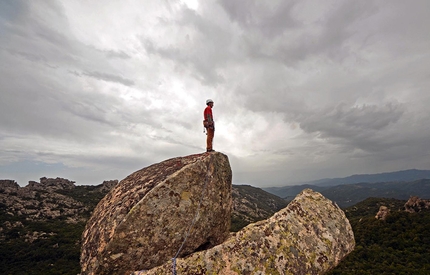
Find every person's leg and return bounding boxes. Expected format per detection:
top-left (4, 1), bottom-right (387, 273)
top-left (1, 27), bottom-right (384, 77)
top-left (206, 128), bottom-right (214, 151)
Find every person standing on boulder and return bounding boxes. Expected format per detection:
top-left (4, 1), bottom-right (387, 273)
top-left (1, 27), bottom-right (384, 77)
top-left (203, 99), bottom-right (215, 152)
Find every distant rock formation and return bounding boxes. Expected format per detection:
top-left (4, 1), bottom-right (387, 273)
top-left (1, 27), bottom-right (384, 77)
top-left (80, 152), bottom-right (232, 275)
top-left (138, 189), bottom-right (355, 275)
top-left (0, 177), bottom-right (118, 227)
top-left (27, 177), bottom-right (76, 191)
top-left (0, 179), bottom-right (19, 192)
top-left (0, 177), bottom-right (122, 269)
top-left (375, 205), bottom-right (390, 220)
top-left (404, 196), bottom-right (430, 213)
top-left (0, 178), bottom-right (86, 222)
top-left (96, 180), bottom-right (119, 193)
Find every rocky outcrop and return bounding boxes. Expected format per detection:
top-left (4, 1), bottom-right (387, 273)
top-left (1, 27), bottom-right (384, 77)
top-left (80, 152), bottom-right (232, 275)
top-left (94, 180), bottom-right (118, 193)
top-left (137, 189), bottom-right (355, 275)
top-left (375, 205), bottom-right (390, 220)
top-left (0, 177), bottom-right (120, 272)
top-left (0, 180), bottom-right (19, 192)
top-left (0, 178), bottom-right (86, 222)
top-left (27, 177), bottom-right (76, 191)
top-left (404, 196), bottom-right (430, 213)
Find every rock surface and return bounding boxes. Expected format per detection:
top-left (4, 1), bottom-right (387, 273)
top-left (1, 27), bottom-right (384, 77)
top-left (138, 189), bottom-right (355, 275)
top-left (80, 152), bottom-right (232, 275)
top-left (404, 196), bottom-right (430, 213)
top-left (375, 205), bottom-right (390, 220)
top-left (27, 177), bottom-right (76, 191)
top-left (0, 178), bottom-right (88, 222)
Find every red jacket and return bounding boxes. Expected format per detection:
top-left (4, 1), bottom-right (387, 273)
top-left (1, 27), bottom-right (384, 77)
top-left (204, 106), bottom-right (214, 128)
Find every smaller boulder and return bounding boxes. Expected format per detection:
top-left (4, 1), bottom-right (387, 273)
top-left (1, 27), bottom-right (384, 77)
top-left (137, 189), bottom-right (355, 275)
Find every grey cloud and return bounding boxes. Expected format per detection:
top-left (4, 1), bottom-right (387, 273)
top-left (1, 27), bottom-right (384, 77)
top-left (230, 1), bottom-right (378, 66)
top-left (83, 71), bottom-right (135, 86)
top-left (0, 0), bottom-right (25, 22)
top-left (0, 57), bottom-right (125, 144)
top-left (219, 0), bottom-right (299, 38)
top-left (6, 49), bottom-right (48, 63)
top-left (0, 1), bottom-right (132, 76)
top-left (1, 1), bottom-right (73, 50)
top-left (68, 70), bottom-right (81, 77)
top-left (59, 98), bottom-right (118, 127)
top-left (302, 102), bottom-right (404, 132)
top-left (33, 22), bottom-right (72, 50)
top-left (104, 50), bottom-right (131, 59)
top-left (299, 102), bottom-right (405, 152)
top-left (141, 7), bottom-right (237, 86)
top-left (141, 38), bottom-right (225, 86)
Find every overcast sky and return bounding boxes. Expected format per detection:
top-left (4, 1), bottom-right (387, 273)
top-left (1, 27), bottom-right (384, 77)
top-left (1, 0), bottom-right (430, 187)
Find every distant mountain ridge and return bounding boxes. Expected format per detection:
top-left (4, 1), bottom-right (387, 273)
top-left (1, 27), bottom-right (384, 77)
top-left (320, 179), bottom-right (430, 207)
top-left (264, 169), bottom-right (430, 207)
top-left (309, 169), bottom-right (430, 187)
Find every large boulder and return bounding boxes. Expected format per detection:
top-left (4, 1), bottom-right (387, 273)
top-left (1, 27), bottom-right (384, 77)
top-left (138, 189), bottom-right (355, 275)
top-left (80, 152), bottom-right (232, 275)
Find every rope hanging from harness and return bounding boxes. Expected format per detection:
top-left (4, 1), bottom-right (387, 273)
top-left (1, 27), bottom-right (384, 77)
top-left (171, 155), bottom-right (213, 275)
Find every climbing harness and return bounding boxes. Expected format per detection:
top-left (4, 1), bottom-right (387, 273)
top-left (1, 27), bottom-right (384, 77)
top-left (171, 155), bottom-right (213, 275)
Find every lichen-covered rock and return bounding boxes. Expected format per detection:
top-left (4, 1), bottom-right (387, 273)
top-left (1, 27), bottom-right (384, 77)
top-left (0, 180), bottom-right (19, 192)
top-left (80, 152), bottom-right (232, 275)
top-left (404, 196), bottom-right (430, 213)
top-left (138, 189), bottom-right (355, 275)
top-left (27, 177), bottom-right (76, 191)
top-left (375, 205), bottom-right (390, 220)
top-left (0, 178), bottom-right (87, 222)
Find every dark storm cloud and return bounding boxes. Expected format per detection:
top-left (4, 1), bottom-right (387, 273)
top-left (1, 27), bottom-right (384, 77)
top-left (225, 1), bottom-right (377, 65)
top-left (301, 103), bottom-right (404, 137)
top-left (299, 102), bottom-right (405, 151)
top-left (219, 0), bottom-right (299, 37)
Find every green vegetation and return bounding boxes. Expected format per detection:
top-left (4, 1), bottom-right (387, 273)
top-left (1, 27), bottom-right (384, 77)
top-left (230, 184), bottom-right (288, 232)
top-left (0, 185), bottom-right (108, 275)
top-left (55, 185), bottom-right (106, 211)
top-left (0, 220), bottom-right (84, 275)
top-left (230, 216), bottom-right (251, 232)
top-left (232, 184), bottom-right (288, 214)
top-left (328, 198), bottom-right (430, 275)
top-left (321, 179), bottom-right (430, 208)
